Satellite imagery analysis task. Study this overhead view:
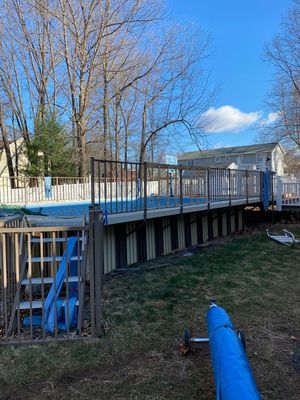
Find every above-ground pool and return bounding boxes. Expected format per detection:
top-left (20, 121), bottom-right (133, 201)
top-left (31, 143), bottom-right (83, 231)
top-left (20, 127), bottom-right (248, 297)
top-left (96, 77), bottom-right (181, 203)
top-left (26, 196), bottom-right (206, 217)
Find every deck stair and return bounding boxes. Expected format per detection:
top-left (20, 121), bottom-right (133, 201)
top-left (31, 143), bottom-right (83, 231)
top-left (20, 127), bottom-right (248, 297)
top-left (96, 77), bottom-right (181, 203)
top-left (8, 229), bottom-right (88, 335)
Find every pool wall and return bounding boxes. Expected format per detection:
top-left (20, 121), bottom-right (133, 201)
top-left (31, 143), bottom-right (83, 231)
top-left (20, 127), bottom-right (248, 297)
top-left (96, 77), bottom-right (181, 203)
top-left (102, 206), bottom-right (244, 273)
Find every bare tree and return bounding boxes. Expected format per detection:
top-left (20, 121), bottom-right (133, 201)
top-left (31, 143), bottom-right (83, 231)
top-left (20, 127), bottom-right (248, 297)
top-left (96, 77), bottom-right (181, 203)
top-left (264, 1), bottom-right (300, 147)
top-left (0, 0), bottom-right (215, 179)
top-left (55, 0), bottom-right (163, 174)
top-left (0, 103), bottom-right (16, 186)
top-left (133, 25), bottom-right (214, 164)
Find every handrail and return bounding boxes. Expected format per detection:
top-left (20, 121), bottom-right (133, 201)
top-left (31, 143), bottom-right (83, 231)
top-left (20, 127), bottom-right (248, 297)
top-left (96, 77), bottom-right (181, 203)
top-left (91, 159), bottom-right (267, 174)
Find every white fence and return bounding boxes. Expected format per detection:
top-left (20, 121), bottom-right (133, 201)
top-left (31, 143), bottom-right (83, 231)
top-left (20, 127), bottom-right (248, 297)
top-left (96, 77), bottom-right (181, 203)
top-left (0, 176), bottom-right (160, 205)
top-left (0, 177), bottom-right (91, 205)
top-left (276, 176), bottom-right (300, 210)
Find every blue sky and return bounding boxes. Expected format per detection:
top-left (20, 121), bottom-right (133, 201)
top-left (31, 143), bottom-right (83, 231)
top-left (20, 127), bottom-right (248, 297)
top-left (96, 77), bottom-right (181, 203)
top-left (167, 0), bottom-right (293, 149)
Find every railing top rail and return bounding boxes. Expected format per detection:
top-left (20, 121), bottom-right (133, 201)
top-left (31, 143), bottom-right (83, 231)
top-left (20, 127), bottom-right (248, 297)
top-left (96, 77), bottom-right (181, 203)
top-left (92, 158), bottom-right (274, 174)
top-left (92, 158), bottom-right (141, 166)
top-left (0, 225), bottom-right (87, 233)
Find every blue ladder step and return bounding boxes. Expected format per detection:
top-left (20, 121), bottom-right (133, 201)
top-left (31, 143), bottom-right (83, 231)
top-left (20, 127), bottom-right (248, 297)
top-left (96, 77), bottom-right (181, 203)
top-left (19, 299), bottom-right (79, 310)
top-left (21, 276), bottom-right (80, 285)
top-left (31, 237), bottom-right (83, 244)
top-left (26, 256), bottom-right (82, 263)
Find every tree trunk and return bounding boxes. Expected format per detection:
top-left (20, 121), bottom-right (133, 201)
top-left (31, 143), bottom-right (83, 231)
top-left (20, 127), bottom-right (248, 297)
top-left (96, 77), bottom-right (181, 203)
top-left (77, 125), bottom-right (87, 177)
top-left (114, 96), bottom-right (120, 161)
top-left (103, 57), bottom-right (109, 160)
top-left (139, 92), bottom-right (148, 165)
top-left (0, 104), bottom-right (15, 188)
top-left (124, 125), bottom-right (128, 164)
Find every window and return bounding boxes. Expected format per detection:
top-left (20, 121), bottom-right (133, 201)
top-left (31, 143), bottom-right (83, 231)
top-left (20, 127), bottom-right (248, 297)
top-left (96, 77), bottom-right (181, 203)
top-left (256, 152), bottom-right (264, 162)
top-left (225, 156), bottom-right (230, 161)
top-left (187, 159), bottom-right (194, 166)
top-left (215, 156), bottom-right (220, 162)
top-left (237, 156), bottom-right (243, 164)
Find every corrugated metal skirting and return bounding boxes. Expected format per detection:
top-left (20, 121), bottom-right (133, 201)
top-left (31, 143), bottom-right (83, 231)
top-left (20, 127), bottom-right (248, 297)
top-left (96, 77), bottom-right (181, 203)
top-left (102, 206), bottom-right (245, 273)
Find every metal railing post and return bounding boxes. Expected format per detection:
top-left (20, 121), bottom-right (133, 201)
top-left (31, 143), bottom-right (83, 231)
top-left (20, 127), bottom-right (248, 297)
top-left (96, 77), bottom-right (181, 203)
top-left (246, 169), bottom-right (249, 204)
top-left (207, 169), bottom-right (210, 209)
top-left (228, 169), bottom-right (231, 206)
top-left (179, 167), bottom-right (183, 213)
top-left (90, 157), bottom-right (95, 206)
top-left (271, 172), bottom-right (275, 223)
top-left (260, 171), bottom-right (263, 204)
top-left (143, 162), bottom-right (147, 220)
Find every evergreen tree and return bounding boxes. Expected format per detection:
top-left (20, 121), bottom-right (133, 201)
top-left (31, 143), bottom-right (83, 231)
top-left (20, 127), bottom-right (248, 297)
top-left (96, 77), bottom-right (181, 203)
top-left (26, 114), bottom-right (77, 176)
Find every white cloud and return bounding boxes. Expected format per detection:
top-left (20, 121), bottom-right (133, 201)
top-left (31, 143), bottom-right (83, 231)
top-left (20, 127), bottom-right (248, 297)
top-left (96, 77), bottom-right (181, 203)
top-left (211, 142), bottom-right (231, 149)
top-left (202, 105), bottom-right (261, 133)
top-left (259, 112), bottom-right (280, 126)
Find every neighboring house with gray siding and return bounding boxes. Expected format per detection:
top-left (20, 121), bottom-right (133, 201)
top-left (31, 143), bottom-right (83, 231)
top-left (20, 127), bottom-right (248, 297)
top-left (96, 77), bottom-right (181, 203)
top-left (178, 142), bottom-right (285, 175)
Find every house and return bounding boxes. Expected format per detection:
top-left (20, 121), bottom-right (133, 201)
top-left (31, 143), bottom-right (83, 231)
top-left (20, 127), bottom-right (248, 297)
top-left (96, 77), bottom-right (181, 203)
top-left (178, 142), bottom-right (285, 175)
top-left (0, 138), bottom-right (27, 179)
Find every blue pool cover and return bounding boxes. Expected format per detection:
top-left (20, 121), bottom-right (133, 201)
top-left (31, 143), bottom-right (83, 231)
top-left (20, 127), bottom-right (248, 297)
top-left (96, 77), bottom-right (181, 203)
top-left (207, 305), bottom-right (261, 400)
top-left (26, 196), bottom-right (206, 217)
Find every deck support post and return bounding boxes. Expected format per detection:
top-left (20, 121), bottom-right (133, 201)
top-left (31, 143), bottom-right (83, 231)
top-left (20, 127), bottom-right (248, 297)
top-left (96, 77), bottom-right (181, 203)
top-left (88, 206), bottom-right (104, 337)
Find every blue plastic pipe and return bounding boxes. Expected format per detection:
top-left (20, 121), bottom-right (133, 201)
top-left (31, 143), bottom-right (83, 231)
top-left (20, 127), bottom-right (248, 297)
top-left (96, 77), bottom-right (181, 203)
top-left (206, 305), bottom-right (261, 400)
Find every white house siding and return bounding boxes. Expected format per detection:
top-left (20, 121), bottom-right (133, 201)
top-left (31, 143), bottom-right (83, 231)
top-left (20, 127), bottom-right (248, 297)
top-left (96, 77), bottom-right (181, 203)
top-left (179, 143), bottom-right (285, 176)
top-left (272, 145), bottom-right (284, 176)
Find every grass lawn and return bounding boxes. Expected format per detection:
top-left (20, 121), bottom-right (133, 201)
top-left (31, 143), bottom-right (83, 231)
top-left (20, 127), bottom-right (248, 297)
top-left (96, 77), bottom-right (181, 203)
top-left (1, 228), bottom-right (300, 399)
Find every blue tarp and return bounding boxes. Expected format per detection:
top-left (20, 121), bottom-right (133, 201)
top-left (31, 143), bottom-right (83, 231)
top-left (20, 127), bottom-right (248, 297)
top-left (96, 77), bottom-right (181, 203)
top-left (206, 305), bottom-right (261, 400)
top-left (263, 171), bottom-right (270, 210)
top-left (44, 176), bottom-right (52, 199)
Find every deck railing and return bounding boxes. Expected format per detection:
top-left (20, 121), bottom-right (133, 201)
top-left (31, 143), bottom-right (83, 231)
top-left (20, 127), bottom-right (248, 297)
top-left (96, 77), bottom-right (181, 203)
top-left (90, 159), bottom-right (266, 213)
top-left (0, 161), bottom-right (271, 211)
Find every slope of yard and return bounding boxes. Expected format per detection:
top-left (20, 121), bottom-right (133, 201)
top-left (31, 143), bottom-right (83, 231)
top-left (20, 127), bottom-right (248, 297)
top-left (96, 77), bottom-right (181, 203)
top-left (1, 228), bottom-right (300, 399)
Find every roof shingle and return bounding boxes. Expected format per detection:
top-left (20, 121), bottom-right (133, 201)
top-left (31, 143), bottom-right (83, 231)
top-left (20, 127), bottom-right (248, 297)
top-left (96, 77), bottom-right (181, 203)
top-left (178, 142), bottom-right (280, 160)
